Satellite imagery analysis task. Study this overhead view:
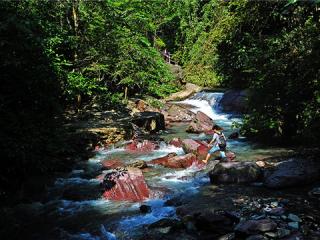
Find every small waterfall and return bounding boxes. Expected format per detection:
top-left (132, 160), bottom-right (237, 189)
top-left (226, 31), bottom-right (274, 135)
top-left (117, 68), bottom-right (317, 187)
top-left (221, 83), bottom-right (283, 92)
top-left (179, 91), bottom-right (227, 121)
top-left (189, 91), bottom-right (224, 109)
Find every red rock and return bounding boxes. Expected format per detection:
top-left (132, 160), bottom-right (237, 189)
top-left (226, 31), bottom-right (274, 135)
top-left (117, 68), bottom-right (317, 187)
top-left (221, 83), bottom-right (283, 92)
top-left (186, 111), bottom-right (214, 133)
top-left (102, 167), bottom-right (150, 201)
top-left (101, 158), bottom-right (124, 169)
top-left (181, 139), bottom-right (201, 153)
top-left (181, 139), bottom-right (210, 159)
top-left (195, 140), bottom-right (210, 160)
top-left (125, 140), bottom-right (158, 153)
top-left (153, 153), bottom-right (201, 169)
top-left (169, 138), bottom-right (182, 148)
top-left (150, 153), bottom-right (177, 165)
top-left (226, 151), bottom-right (236, 161)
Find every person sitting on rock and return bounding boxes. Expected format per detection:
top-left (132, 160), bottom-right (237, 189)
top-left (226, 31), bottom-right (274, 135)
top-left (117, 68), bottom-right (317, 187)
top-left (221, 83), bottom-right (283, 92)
top-left (202, 125), bottom-right (227, 164)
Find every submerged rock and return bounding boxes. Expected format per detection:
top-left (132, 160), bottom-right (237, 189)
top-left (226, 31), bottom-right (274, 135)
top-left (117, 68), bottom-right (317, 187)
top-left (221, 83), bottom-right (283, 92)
top-left (209, 162), bottom-right (262, 184)
top-left (102, 167), bottom-right (149, 201)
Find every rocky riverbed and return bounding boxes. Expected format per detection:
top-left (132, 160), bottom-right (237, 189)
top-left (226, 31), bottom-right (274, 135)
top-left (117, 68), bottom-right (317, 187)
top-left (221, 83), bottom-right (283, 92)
top-left (1, 90), bottom-right (319, 240)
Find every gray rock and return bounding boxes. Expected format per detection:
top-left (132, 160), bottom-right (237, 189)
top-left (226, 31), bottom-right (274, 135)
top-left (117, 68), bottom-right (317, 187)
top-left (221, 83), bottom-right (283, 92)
top-left (277, 228), bottom-right (291, 238)
top-left (209, 161), bottom-right (262, 184)
top-left (264, 158), bottom-right (320, 189)
top-left (235, 219), bottom-right (277, 235)
top-left (288, 213), bottom-right (301, 222)
top-left (220, 89), bottom-right (249, 113)
top-left (288, 222), bottom-right (299, 229)
top-left (264, 232), bottom-right (278, 238)
top-left (245, 234), bottom-right (267, 240)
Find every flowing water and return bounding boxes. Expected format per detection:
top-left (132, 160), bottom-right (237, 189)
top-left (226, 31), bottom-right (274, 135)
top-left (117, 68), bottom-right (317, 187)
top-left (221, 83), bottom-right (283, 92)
top-left (3, 92), bottom-right (294, 240)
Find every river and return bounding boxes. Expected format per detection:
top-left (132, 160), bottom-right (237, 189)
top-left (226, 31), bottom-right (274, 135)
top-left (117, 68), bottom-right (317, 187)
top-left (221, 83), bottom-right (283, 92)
top-left (1, 92), bottom-right (297, 240)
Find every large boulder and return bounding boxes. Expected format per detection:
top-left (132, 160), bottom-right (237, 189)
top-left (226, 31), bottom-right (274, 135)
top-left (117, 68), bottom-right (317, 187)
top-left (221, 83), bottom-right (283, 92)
top-left (181, 139), bottom-right (209, 159)
top-left (164, 104), bottom-right (196, 122)
top-left (263, 158), bottom-right (320, 189)
top-left (186, 111), bottom-right (214, 133)
top-left (132, 111), bottom-right (165, 132)
top-left (209, 162), bottom-right (262, 184)
top-left (102, 167), bottom-right (150, 201)
top-left (165, 83), bottom-right (202, 101)
top-left (151, 153), bottom-right (201, 168)
top-left (220, 89), bottom-right (249, 113)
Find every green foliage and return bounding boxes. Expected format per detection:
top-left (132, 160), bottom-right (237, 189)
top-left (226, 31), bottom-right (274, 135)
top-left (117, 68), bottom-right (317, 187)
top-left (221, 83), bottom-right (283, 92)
top-left (170, 0), bottom-right (320, 145)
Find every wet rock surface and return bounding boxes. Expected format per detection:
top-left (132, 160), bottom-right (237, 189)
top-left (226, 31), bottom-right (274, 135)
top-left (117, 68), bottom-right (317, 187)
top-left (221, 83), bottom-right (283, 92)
top-left (209, 161), bottom-right (262, 184)
top-left (263, 158), bottom-right (320, 189)
top-left (220, 89), bottom-right (249, 113)
top-left (186, 111), bottom-right (214, 133)
top-left (102, 167), bottom-right (150, 201)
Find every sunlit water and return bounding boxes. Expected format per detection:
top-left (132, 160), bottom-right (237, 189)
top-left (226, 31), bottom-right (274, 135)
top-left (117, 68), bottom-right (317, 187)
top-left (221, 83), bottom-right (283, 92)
top-left (6, 91), bottom-right (293, 240)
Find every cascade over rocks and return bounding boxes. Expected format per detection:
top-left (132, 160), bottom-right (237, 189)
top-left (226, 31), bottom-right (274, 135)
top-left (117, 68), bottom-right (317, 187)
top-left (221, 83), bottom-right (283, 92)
top-left (102, 167), bottom-right (150, 201)
top-left (263, 158), bottom-right (320, 189)
top-left (209, 161), bottom-right (262, 184)
top-left (220, 89), bottom-right (249, 113)
top-left (186, 111), bottom-right (215, 133)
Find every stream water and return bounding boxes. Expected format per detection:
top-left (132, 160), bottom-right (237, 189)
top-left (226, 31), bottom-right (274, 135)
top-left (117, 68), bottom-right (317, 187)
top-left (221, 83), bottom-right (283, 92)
top-left (3, 92), bottom-right (295, 240)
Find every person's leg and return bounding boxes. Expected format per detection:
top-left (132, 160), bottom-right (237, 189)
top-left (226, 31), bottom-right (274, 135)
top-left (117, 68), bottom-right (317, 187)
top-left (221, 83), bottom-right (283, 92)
top-left (203, 146), bottom-right (219, 163)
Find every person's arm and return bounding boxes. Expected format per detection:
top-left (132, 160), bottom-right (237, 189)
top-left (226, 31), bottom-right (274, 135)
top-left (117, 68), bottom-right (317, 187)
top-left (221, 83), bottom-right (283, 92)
top-left (208, 134), bottom-right (217, 146)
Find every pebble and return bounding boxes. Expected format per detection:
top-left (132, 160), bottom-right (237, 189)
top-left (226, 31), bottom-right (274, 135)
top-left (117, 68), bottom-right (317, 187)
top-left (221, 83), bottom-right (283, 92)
top-left (309, 187), bottom-right (320, 196)
top-left (288, 213), bottom-right (301, 222)
top-left (264, 232), bottom-right (278, 238)
top-left (270, 202), bottom-right (278, 208)
top-left (288, 221), bottom-right (299, 229)
top-left (277, 228), bottom-right (291, 238)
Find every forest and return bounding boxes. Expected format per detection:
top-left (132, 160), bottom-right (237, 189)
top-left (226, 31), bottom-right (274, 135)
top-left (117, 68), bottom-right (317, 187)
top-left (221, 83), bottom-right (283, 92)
top-left (0, 0), bottom-right (320, 237)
